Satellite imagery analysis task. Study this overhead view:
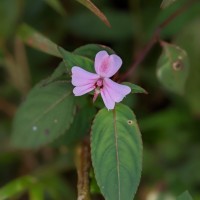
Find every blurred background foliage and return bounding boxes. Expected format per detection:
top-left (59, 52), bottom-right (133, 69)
top-left (0, 0), bottom-right (200, 199)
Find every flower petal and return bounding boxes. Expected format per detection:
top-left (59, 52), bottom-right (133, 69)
top-left (73, 84), bottom-right (95, 96)
top-left (72, 66), bottom-right (99, 86)
top-left (103, 78), bottom-right (131, 102)
top-left (95, 50), bottom-right (122, 78)
top-left (100, 87), bottom-right (115, 110)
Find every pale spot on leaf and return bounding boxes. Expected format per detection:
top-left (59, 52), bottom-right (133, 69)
top-left (127, 120), bottom-right (133, 125)
top-left (173, 60), bottom-right (183, 71)
top-left (32, 126), bottom-right (37, 131)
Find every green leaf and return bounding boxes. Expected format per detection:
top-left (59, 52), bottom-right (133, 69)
top-left (161, 0), bottom-right (178, 8)
top-left (44, 0), bottom-right (66, 16)
top-left (58, 44), bottom-right (116, 76)
top-left (91, 104), bottom-right (142, 200)
top-left (11, 80), bottom-right (75, 148)
top-left (74, 44), bottom-right (115, 60)
top-left (0, 175), bottom-right (38, 200)
top-left (157, 41), bottom-right (189, 95)
top-left (42, 62), bottom-right (68, 86)
top-left (0, 0), bottom-right (21, 40)
top-left (53, 103), bottom-right (96, 147)
top-left (177, 191), bottom-right (193, 200)
top-left (58, 47), bottom-right (94, 73)
top-left (59, 44), bottom-right (118, 76)
top-left (40, 175), bottom-right (76, 200)
top-left (122, 82), bottom-right (148, 94)
top-left (75, 0), bottom-right (110, 27)
top-left (89, 169), bottom-right (101, 194)
top-left (17, 24), bottom-right (61, 58)
top-left (175, 18), bottom-right (200, 114)
top-left (29, 185), bottom-right (44, 200)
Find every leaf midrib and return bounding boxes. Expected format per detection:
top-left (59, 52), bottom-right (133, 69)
top-left (31, 91), bottom-right (71, 126)
top-left (113, 109), bottom-right (121, 200)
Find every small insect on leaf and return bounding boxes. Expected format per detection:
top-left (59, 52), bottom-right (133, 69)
top-left (157, 41), bottom-right (189, 95)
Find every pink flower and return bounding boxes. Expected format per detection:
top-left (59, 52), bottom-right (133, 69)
top-left (71, 50), bottom-right (131, 110)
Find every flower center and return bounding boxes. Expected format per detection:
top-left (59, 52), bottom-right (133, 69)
top-left (96, 78), bottom-right (103, 88)
top-left (93, 78), bottom-right (104, 102)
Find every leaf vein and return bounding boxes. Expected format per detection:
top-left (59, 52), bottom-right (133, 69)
top-left (113, 109), bottom-right (121, 200)
top-left (31, 91), bottom-right (71, 126)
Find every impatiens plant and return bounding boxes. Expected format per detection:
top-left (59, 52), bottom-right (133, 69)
top-left (11, 42), bottom-right (145, 200)
top-left (1, 0), bottom-right (198, 199)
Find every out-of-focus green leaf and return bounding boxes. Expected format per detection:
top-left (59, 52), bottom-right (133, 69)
top-left (89, 169), bottom-right (100, 194)
top-left (0, 175), bottom-right (38, 200)
top-left (0, 0), bottom-right (21, 41)
top-left (0, 154), bottom-right (75, 200)
top-left (29, 185), bottom-right (44, 200)
top-left (177, 191), bottom-right (193, 200)
top-left (75, 0), bottom-right (110, 27)
top-left (139, 108), bottom-right (190, 132)
top-left (157, 41), bottom-right (189, 95)
top-left (175, 18), bottom-right (200, 114)
top-left (17, 24), bottom-right (61, 57)
top-left (74, 44), bottom-right (115, 60)
top-left (58, 47), bottom-right (94, 73)
top-left (161, 0), bottom-right (178, 9)
top-left (40, 175), bottom-right (76, 200)
top-left (68, 10), bottom-right (134, 41)
top-left (34, 153), bottom-right (74, 176)
top-left (122, 82), bottom-right (148, 94)
top-left (91, 104), bottom-right (142, 200)
top-left (44, 0), bottom-right (66, 16)
top-left (43, 62), bottom-right (68, 86)
top-left (11, 80), bottom-right (75, 148)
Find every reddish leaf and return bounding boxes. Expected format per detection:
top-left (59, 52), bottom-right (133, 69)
top-left (76, 0), bottom-right (111, 27)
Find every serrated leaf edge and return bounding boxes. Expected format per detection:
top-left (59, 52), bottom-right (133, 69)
top-left (91, 105), bottom-right (143, 200)
top-left (12, 85), bottom-right (76, 148)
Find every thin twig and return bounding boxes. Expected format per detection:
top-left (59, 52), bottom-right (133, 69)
top-left (120, 0), bottom-right (198, 82)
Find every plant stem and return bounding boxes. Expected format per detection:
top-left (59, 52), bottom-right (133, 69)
top-left (120, 0), bottom-right (198, 82)
top-left (76, 141), bottom-right (91, 200)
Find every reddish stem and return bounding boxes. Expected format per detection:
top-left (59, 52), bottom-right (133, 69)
top-left (120, 0), bottom-right (197, 82)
